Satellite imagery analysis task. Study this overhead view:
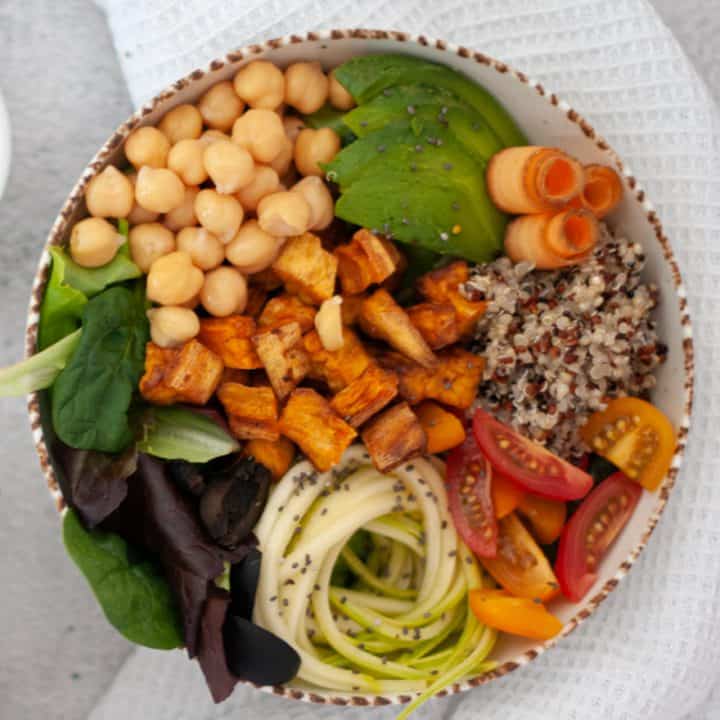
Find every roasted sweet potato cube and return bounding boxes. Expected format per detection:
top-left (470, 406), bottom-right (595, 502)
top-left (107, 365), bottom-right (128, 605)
top-left (252, 322), bottom-right (310, 400)
top-left (279, 388), bottom-right (357, 471)
top-left (359, 289), bottom-right (437, 368)
top-left (140, 342), bottom-right (180, 405)
top-left (245, 286), bottom-right (268, 318)
top-left (416, 260), bottom-right (487, 336)
top-left (198, 316), bottom-right (262, 370)
top-left (340, 294), bottom-right (367, 326)
top-left (335, 229), bottom-right (399, 295)
top-left (330, 364), bottom-right (399, 427)
top-left (415, 401), bottom-right (466, 454)
top-left (164, 339), bottom-right (224, 405)
top-left (244, 437), bottom-right (296, 480)
top-left (361, 402), bottom-right (427, 472)
top-left (380, 348), bottom-right (484, 409)
top-left (217, 383), bottom-right (279, 441)
top-left (250, 267), bottom-right (284, 291)
top-left (258, 294), bottom-right (317, 334)
top-left (303, 327), bottom-right (372, 392)
top-left (272, 233), bottom-right (338, 304)
top-left (220, 367), bottom-right (249, 386)
top-left (406, 302), bottom-right (462, 350)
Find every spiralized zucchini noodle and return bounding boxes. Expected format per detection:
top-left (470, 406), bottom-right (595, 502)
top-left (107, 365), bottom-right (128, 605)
top-left (254, 445), bottom-right (498, 718)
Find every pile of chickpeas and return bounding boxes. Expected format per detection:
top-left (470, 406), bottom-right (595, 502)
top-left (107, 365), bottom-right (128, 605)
top-left (69, 60), bottom-right (355, 348)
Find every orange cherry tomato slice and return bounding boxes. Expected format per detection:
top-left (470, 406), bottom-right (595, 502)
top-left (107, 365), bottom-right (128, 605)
top-left (479, 512), bottom-right (559, 601)
top-left (469, 589), bottom-right (563, 640)
top-left (580, 397), bottom-right (676, 491)
top-left (491, 471), bottom-right (525, 519)
top-left (517, 494), bottom-right (567, 545)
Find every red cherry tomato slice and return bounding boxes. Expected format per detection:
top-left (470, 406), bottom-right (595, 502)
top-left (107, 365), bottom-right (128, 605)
top-left (555, 472), bottom-right (642, 601)
top-left (446, 434), bottom-right (498, 558)
top-left (472, 408), bottom-right (592, 501)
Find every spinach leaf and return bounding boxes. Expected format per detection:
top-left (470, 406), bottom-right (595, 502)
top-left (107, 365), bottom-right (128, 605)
top-left (63, 508), bottom-right (183, 650)
top-left (52, 285), bottom-right (149, 452)
top-left (138, 407), bottom-right (240, 463)
top-left (39, 227), bottom-right (140, 350)
top-left (0, 329), bottom-right (81, 397)
top-left (54, 440), bottom-right (137, 528)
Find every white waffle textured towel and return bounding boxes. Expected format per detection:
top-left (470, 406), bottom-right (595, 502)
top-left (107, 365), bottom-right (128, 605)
top-left (91, 1), bottom-right (718, 718)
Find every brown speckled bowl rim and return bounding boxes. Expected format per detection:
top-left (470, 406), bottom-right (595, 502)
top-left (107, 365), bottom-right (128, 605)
top-left (24, 28), bottom-right (694, 709)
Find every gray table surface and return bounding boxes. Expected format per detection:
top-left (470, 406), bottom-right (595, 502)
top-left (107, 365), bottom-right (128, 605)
top-left (0, 1), bottom-right (718, 718)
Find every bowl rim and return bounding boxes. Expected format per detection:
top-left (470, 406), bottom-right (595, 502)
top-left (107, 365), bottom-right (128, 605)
top-left (24, 28), bottom-right (695, 710)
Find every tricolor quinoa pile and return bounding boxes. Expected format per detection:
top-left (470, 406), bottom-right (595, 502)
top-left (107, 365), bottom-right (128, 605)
top-left (464, 227), bottom-right (667, 459)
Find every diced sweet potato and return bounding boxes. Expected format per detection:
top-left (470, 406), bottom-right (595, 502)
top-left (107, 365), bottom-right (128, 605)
top-left (279, 388), bottom-right (357, 471)
top-left (359, 289), bottom-right (437, 368)
top-left (258, 294), bottom-right (316, 334)
top-left (197, 316), bottom-right (262, 370)
top-left (335, 229), bottom-right (399, 295)
top-left (250, 267), bottom-right (284, 291)
top-left (340, 294), bottom-right (367, 326)
top-left (272, 233), bottom-right (338, 304)
top-left (379, 347), bottom-right (484, 409)
top-left (416, 261), bottom-right (487, 336)
top-left (415, 401), bottom-right (466, 454)
top-left (361, 402), bottom-right (427, 472)
top-left (217, 383), bottom-right (279, 441)
top-left (244, 437), bottom-right (296, 480)
top-left (303, 327), bottom-right (372, 392)
top-left (406, 302), bottom-right (462, 350)
top-left (330, 364), bottom-right (399, 427)
top-left (245, 286), bottom-right (268, 318)
top-left (380, 240), bottom-right (407, 292)
top-left (252, 322), bottom-right (310, 400)
top-left (220, 367), bottom-right (249, 386)
top-left (140, 342), bottom-right (181, 405)
top-left (164, 339), bottom-right (224, 406)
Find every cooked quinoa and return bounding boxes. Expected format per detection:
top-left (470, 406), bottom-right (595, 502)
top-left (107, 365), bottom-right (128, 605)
top-left (463, 226), bottom-right (667, 460)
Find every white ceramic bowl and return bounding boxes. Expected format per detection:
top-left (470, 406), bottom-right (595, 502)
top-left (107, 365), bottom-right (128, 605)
top-left (0, 89), bottom-right (11, 200)
top-left (25, 29), bottom-right (694, 711)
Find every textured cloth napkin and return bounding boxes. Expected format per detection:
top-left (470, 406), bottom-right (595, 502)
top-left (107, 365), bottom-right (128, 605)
top-left (91, 1), bottom-right (719, 718)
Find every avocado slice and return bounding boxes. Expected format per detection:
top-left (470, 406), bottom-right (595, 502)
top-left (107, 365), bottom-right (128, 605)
top-left (334, 54), bottom-right (527, 148)
top-left (343, 84), bottom-right (504, 165)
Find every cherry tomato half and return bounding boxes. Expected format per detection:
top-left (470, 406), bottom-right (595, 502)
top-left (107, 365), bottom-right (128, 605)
top-left (580, 397), bottom-right (676, 491)
top-left (446, 434), bottom-right (498, 558)
top-left (479, 512), bottom-right (559, 601)
top-left (469, 589), bottom-right (563, 640)
top-left (517, 494), bottom-right (567, 545)
top-left (473, 408), bottom-right (592, 501)
top-left (555, 472), bottom-right (642, 602)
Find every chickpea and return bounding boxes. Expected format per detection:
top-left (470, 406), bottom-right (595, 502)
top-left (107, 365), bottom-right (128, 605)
top-left (167, 139), bottom-right (208, 186)
top-left (125, 126), bottom-right (170, 169)
top-left (70, 217), bottom-right (123, 268)
top-left (294, 127), bottom-right (340, 177)
top-left (158, 103), bottom-right (203, 144)
top-left (232, 109), bottom-right (286, 163)
top-left (315, 296), bottom-right (344, 351)
top-left (283, 115), bottom-right (306, 142)
top-left (203, 141), bottom-right (255, 194)
top-left (198, 80), bottom-right (245, 131)
top-left (226, 220), bottom-right (282, 274)
top-left (233, 61), bottom-right (285, 110)
top-left (135, 166), bottom-right (186, 214)
top-left (147, 307), bottom-right (200, 348)
top-left (126, 172), bottom-right (160, 224)
top-left (129, 222), bottom-right (176, 273)
top-left (164, 186), bottom-right (199, 232)
top-left (147, 251), bottom-right (205, 305)
top-left (269, 136), bottom-right (295, 178)
top-left (257, 191), bottom-right (311, 237)
top-left (85, 166), bottom-right (134, 219)
top-left (199, 129), bottom-right (232, 147)
top-left (194, 188), bottom-right (244, 244)
top-left (328, 70), bottom-right (355, 111)
top-left (236, 165), bottom-right (280, 212)
top-left (291, 176), bottom-right (333, 231)
top-left (284, 62), bottom-right (328, 114)
top-left (176, 226), bottom-right (225, 270)
top-left (201, 266), bottom-right (248, 317)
